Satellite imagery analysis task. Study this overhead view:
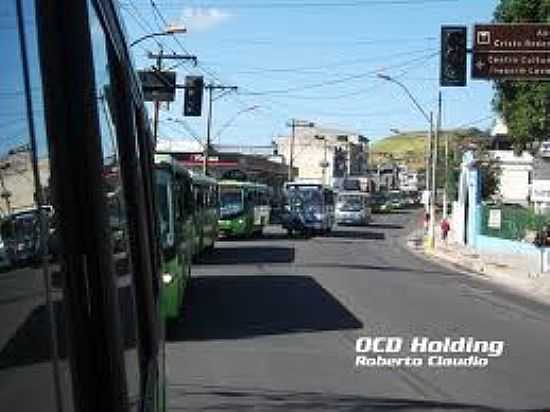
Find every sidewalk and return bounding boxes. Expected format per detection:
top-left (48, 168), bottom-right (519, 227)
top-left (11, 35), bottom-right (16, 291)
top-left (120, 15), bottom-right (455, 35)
top-left (407, 227), bottom-right (550, 305)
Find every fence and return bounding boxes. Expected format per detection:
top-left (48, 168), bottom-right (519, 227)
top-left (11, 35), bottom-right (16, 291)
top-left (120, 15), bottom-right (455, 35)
top-left (480, 203), bottom-right (549, 241)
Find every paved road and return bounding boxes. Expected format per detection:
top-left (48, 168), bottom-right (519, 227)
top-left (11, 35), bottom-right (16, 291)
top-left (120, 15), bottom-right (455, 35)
top-left (166, 209), bottom-right (550, 411)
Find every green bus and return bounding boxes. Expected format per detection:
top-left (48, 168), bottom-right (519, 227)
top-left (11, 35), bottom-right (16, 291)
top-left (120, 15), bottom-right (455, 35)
top-left (190, 171), bottom-right (219, 256)
top-left (218, 180), bottom-right (271, 238)
top-left (155, 155), bottom-right (195, 321)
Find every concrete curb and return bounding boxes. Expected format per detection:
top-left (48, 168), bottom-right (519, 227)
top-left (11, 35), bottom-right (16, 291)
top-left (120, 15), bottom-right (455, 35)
top-left (405, 231), bottom-right (550, 305)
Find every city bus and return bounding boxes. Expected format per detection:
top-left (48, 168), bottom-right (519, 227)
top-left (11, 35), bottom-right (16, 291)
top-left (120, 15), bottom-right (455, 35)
top-left (190, 171), bottom-right (219, 256)
top-left (0, 206), bottom-right (53, 267)
top-left (218, 180), bottom-right (271, 238)
top-left (282, 182), bottom-right (335, 236)
top-left (1, 0), bottom-right (165, 411)
top-left (155, 154), bottom-right (194, 321)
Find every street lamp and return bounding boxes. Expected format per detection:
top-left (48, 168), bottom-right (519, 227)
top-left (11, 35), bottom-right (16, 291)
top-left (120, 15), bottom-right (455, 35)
top-left (130, 25), bottom-right (187, 48)
top-left (315, 135), bottom-right (329, 185)
top-left (215, 105), bottom-right (260, 143)
top-left (377, 73), bottom-right (437, 248)
top-left (377, 73), bottom-right (430, 123)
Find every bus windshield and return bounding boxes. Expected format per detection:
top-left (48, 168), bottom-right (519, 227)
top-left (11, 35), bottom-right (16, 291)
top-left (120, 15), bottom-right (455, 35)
top-left (287, 186), bottom-right (323, 209)
top-left (1, 213), bottom-right (36, 242)
top-left (220, 188), bottom-right (243, 216)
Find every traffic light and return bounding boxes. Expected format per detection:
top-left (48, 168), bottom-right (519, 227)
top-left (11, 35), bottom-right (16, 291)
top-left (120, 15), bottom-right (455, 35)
top-left (184, 76), bottom-right (204, 116)
top-left (440, 26), bottom-right (467, 87)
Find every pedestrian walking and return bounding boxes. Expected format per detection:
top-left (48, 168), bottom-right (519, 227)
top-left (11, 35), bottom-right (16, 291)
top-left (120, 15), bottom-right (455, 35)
top-left (440, 217), bottom-right (450, 243)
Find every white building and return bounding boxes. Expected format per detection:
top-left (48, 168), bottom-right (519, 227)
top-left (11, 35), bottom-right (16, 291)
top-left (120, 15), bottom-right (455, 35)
top-left (398, 165), bottom-right (419, 192)
top-left (276, 126), bottom-right (369, 187)
top-left (489, 150), bottom-right (533, 206)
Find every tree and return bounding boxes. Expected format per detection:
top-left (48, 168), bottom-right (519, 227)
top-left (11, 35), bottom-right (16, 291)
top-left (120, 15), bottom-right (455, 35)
top-left (493, 0), bottom-right (550, 151)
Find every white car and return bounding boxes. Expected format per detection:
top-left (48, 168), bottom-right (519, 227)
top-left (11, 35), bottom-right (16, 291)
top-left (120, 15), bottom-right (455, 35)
top-left (335, 192), bottom-right (371, 226)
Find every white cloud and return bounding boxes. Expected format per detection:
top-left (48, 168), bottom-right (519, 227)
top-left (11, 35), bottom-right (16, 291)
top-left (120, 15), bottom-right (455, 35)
top-left (181, 7), bottom-right (231, 32)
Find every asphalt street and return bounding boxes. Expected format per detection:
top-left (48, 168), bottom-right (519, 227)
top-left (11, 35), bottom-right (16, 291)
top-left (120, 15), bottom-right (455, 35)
top-left (166, 209), bottom-right (550, 411)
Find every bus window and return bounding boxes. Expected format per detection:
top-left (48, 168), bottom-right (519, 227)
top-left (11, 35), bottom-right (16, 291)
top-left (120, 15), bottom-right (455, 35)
top-left (0, 1), bottom-right (76, 411)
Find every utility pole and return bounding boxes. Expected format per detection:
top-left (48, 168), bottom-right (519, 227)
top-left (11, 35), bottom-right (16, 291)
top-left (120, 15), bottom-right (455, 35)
top-left (153, 49), bottom-right (162, 142)
top-left (426, 112), bottom-right (433, 203)
top-left (429, 91), bottom-right (442, 249)
top-left (443, 94), bottom-right (449, 220)
top-left (286, 119), bottom-right (316, 182)
top-left (203, 84), bottom-right (238, 175)
top-left (147, 51), bottom-right (197, 142)
top-left (289, 120), bottom-right (296, 181)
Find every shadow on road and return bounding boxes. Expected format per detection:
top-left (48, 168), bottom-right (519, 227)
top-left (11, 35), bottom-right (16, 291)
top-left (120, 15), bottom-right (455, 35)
top-left (366, 223), bottom-right (404, 230)
top-left (168, 384), bottom-right (507, 411)
top-left (200, 246), bottom-right (295, 265)
top-left (167, 275), bottom-right (362, 341)
top-left (323, 229), bottom-right (385, 241)
top-left (297, 262), bottom-right (458, 276)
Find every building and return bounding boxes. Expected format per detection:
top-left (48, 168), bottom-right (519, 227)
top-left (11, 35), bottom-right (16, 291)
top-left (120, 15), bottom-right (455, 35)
top-left (398, 164), bottom-right (419, 192)
top-left (276, 126), bottom-right (369, 188)
top-left (489, 150), bottom-right (533, 206)
top-left (156, 139), bottom-right (294, 203)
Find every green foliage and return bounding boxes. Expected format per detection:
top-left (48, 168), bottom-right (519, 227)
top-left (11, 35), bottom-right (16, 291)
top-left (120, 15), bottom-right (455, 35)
top-left (371, 128), bottom-right (487, 171)
top-left (493, 0), bottom-right (550, 150)
top-left (480, 161), bottom-right (501, 200)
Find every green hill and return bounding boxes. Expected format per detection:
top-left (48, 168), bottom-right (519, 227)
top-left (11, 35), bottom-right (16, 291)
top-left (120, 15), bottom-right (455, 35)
top-left (371, 128), bottom-right (489, 171)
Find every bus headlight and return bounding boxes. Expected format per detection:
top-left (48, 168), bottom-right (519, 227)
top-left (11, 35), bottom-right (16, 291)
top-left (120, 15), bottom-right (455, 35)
top-left (162, 273), bottom-right (174, 284)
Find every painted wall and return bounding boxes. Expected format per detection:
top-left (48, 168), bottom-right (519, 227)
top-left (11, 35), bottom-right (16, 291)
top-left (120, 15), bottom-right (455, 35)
top-left (458, 151), bottom-right (547, 273)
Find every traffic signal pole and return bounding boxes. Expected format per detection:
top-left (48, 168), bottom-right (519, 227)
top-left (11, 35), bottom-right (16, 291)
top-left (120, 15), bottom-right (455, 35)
top-left (429, 91), bottom-right (442, 249)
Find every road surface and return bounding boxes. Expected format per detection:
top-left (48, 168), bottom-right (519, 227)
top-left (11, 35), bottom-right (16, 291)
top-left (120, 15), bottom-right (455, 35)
top-left (166, 209), bottom-right (550, 411)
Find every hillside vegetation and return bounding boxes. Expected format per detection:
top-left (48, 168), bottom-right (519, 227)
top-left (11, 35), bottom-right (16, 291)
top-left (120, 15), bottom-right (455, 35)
top-left (371, 128), bottom-right (489, 171)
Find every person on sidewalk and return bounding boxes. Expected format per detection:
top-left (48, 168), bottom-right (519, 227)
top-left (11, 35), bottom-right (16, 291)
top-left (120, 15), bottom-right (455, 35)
top-left (440, 217), bottom-right (450, 243)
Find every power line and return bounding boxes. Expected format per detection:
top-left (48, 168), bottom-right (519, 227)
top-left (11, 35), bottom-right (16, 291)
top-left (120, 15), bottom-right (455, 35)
top-left (238, 51), bottom-right (438, 96)
top-left (207, 47), bottom-right (436, 76)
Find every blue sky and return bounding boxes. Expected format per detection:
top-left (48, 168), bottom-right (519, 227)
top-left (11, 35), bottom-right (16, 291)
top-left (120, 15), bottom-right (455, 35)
top-left (121, 0), bottom-right (499, 147)
top-left (1, 0), bottom-right (500, 155)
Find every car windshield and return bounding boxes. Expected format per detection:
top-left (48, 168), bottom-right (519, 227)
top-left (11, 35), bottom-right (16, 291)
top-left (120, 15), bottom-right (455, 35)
top-left (337, 195), bottom-right (365, 210)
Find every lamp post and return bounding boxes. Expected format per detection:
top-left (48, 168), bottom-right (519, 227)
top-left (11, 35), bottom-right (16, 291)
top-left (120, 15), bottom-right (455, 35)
top-left (215, 105), bottom-right (260, 144)
top-left (377, 73), bottom-right (437, 247)
top-left (129, 26), bottom-right (187, 48)
top-left (315, 135), bottom-right (329, 185)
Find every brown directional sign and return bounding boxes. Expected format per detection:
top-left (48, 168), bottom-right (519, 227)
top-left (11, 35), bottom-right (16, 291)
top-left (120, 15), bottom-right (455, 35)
top-left (472, 52), bottom-right (550, 79)
top-left (472, 24), bottom-right (550, 80)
